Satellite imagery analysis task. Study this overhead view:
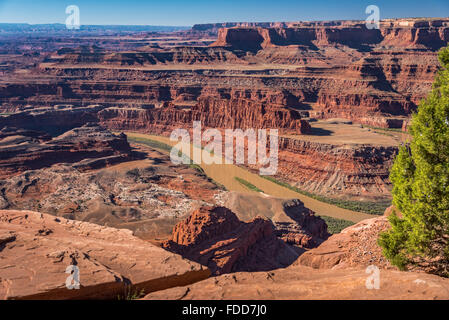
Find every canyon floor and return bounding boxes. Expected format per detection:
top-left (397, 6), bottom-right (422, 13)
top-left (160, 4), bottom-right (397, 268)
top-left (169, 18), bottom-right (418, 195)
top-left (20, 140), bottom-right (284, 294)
top-left (125, 131), bottom-right (375, 223)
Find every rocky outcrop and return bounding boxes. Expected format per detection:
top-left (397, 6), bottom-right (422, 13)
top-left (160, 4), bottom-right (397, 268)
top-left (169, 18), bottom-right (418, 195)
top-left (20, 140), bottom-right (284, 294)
top-left (211, 26), bottom-right (383, 50)
top-left (193, 96), bottom-right (310, 133)
top-left (97, 101), bottom-right (309, 134)
top-left (51, 46), bottom-right (248, 66)
top-left (96, 87), bottom-right (310, 134)
top-left (0, 123), bottom-right (135, 178)
top-left (162, 206), bottom-right (299, 275)
top-left (298, 215), bottom-right (393, 270)
top-left (0, 209), bottom-right (210, 300)
top-left (223, 192), bottom-right (329, 247)
top-left (205, 20), bottom-right (448, 126)
top-left (0, 88), bottom-right (310, 135)
top-left (0, 105), bottom-right (101, 131)
top-left (144, 203), bottom-right (449, 300)
top-left (279, 199), bottom-right (329, 246)
top-left (0, 127), bottom-right (51, 142)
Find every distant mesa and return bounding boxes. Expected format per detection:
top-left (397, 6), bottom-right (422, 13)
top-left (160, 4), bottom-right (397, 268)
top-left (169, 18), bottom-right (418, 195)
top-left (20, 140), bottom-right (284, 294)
top-left (210, 18), bottom-right (449, 51)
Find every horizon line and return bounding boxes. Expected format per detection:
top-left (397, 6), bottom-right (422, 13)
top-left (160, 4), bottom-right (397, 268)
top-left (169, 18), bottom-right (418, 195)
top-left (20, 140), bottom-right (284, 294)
top-left (1, 16), bottom-right (448, 28)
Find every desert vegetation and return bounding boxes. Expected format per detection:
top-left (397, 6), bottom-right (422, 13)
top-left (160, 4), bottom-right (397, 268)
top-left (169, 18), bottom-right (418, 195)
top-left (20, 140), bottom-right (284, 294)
top-left (260, 175), bottom-right (391, 215)
top-left (379, 45), bottom-right (449, 276)
top-left (234, 177), bottom-right (264, 193)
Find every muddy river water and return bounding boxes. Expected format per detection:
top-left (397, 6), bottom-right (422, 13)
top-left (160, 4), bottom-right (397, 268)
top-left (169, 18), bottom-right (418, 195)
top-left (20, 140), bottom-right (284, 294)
top-left (126, 132), bottom-right (375, 223)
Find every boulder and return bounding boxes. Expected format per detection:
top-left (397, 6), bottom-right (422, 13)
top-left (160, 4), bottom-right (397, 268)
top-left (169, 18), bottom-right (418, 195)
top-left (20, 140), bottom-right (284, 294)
top-left (298, 215), bottom-right (393, 269)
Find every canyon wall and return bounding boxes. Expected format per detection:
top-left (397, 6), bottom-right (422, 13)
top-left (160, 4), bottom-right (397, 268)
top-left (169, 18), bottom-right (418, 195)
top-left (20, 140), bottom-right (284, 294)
top-left (274, 137), bottom-right (397, 198)
top-left (211, 22), bottom-right (449, 50)
top-left (2, 18), bottom-right (447, 201)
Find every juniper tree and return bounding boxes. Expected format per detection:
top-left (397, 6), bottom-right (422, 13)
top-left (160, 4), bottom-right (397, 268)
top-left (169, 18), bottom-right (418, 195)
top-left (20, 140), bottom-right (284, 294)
top-left (378, 45), bottom-right (449, 276)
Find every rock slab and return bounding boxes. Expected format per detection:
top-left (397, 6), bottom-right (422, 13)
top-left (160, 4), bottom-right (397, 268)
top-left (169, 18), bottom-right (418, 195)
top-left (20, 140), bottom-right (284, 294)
top-left (0, 210), bottom-right (209, 300)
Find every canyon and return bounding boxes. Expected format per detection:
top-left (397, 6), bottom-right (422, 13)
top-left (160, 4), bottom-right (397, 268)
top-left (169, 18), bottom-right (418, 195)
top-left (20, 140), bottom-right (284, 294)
top-left (0, 125), bottom-right (225, 240)
top-left (1, 17), bottom-right (449, 300)
top-left (2, 18), bottom-right (447, 200)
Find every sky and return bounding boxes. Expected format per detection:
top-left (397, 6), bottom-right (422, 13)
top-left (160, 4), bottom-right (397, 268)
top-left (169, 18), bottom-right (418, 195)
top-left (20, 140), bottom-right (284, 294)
top-left (0, 0), bottom-right (448, 26)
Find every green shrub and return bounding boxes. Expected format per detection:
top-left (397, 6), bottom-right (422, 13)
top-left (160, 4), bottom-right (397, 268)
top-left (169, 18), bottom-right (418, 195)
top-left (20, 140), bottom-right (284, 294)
top-left (378, 46), bottom-right (449, 276)
top-left (260, 175), bottom-right (390, 215)
top-left (318, 215), bottom-right (355, 234)
top-left (234, 177), bottom-right (264, 193)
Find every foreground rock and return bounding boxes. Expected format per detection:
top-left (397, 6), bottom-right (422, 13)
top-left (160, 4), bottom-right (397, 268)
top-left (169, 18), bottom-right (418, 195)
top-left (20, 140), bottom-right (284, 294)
top-left (144, 264), bottom-right (449, 300)
top-left (298, 216), bottom-right (393, 270)
top-left (0, 210), bottom-right (209, 300)
top-left (162, 206), bottom-right (299, 275)
top-left (146, 207), bottom-right (449, 300)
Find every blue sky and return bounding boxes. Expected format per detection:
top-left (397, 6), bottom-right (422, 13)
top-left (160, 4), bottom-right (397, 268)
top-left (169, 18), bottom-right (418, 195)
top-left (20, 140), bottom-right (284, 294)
top-left (0, 0), bottom-right (448, 26)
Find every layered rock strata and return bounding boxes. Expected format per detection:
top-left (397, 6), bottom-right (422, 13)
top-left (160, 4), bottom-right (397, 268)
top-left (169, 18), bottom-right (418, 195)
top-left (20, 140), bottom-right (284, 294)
top-left (2, 18), bottom-right (448, 128)
top-left (0, 123), bottom-right (135, 179)
top-left (0, 106), bottom-right (397, 199)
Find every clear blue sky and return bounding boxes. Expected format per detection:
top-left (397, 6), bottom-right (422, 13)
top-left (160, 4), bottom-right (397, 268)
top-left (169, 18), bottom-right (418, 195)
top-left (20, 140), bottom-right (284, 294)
top-left (0, 0), bottom-right (448, 26)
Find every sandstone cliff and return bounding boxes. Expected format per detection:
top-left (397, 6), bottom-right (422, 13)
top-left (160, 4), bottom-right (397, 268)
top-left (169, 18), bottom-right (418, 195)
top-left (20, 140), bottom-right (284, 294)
top-left (211, 19), bottom-right (449, 50)
top-left (273, 136), bottom-right (397, 198)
